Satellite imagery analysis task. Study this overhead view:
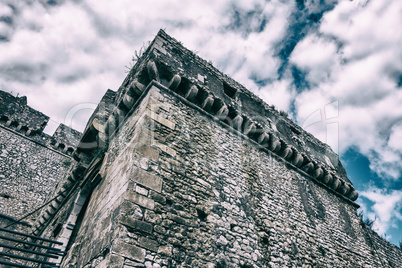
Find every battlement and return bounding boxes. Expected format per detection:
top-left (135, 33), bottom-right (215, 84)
top-left (0, 90), bottom-right (49, 134)
top-left (49, 123), bottom-right (82, 156)
top-left (75, 30), bottom-right (357, 202)
top-left (0, 90), bottom-right (82, 156)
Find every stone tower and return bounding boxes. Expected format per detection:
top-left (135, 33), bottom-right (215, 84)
top-left (34, 30), bottom-right (402, 267)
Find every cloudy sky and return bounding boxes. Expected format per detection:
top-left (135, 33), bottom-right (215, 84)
top-left (0, 0), bottom-right (401, 245)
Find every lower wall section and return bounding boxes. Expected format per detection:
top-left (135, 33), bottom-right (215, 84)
top-left (367, 228), bottom-right (402, 267)
top-left (0, 126), bottom-right (74, 230)
top-left (55, 86), bottom-right (401, 267)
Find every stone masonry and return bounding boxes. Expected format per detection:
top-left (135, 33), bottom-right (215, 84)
top-left (8, 30), bottom-right (402, 267)
top-left (0, 90), bottom-right (81, 232)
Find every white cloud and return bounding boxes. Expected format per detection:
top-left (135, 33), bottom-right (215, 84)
top-left (291, 34), bottom-right (339, 85)
top-left (360, 187), bottom-right (402, 237)
top-left (177, 0), bottom-right (292, 86)
top-left (0, 1), bottom-right (143, 132)
top-left (292, 0), bottom-right (402, 181)
top-left (0, 2), bottom-right (14, 40)
top-left (0, 2), bottom-right (13, 17)
top-left (0, 22), bottom-right (11, 39)
top-left (258, 79), bottom-right (295, 112)
top-left (321, 0), bottom-right (402, 61)
top-left (0, 0), bottom-right (298, 134)
top-left (388, 124), bottom-right (402, 153)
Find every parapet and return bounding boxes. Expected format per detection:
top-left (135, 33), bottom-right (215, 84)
top-left (0, 90), bottom-right (82, 156)
top-left (0, 90), bottom-right (49, 135)
top-left (50, 123), bottom-right (82, 155)
top-left (75, 30), bottom-right (358, 203)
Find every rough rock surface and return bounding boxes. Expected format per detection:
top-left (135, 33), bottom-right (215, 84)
top-left (0, 90), bottom-right (81, 231)
top-left (57, 85), bottom-right (401, 267)
top-left (19, 30), bottom-right (402, 267)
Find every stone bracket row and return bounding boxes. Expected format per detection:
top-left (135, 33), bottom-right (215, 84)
top-left (86, 58), bottom-right (358, 202)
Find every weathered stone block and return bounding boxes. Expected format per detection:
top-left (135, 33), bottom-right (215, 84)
top-left (123, 260), bottom-right (146, 267)
top-left (130, 167), bottom-right (162, 193)
top-left (126, 191), bottom-right (155, 210)
top-left (170, 214), bottom-right (187, 225)
top-left (135, 145), bottom-right (159, 162)
top-left (121, 200), bottom-right (144, 219)
top-left (138, 236), bottom-right (159, 252)
top-left (120, 216), bottom-right (153, 234)
top-left (149, 191), bottom-right (166, 205)
top-left (135, 185), bottom-right (149, 196)
top-left (147, 111), bottom-right (176, 130)
top-left (152, 141), bottom-right (177, 157)
top-left (158, 244), bottom-right (172, 257)
top-left (112, 239), bottom-right (146, 262)
top-left (144, 210), bottom-right (162, 225)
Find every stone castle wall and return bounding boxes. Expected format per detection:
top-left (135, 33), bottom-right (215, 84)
top-left (0, 126), bottom-right (73, 227)
top-left (55, 84), bottom-right (402, 267)
top-left (23, 30), bottom-right (402, 267)
top-left (0, 90), bottom-right (81, 231)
